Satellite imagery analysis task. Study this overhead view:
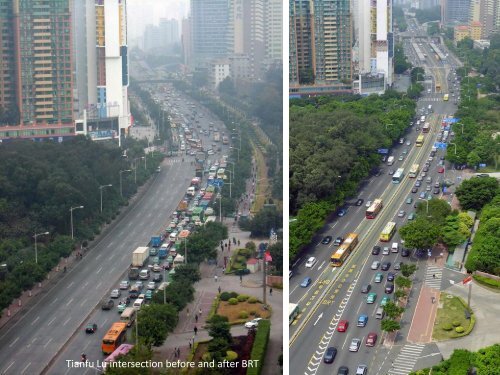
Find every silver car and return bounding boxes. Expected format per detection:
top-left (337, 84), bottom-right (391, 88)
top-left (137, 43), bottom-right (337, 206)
top-left (349, 338), bottom-right (361, 352)
top-left (371, 261), bottom-right (381, 270)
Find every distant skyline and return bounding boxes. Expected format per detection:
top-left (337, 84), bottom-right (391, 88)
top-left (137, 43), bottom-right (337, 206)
top-left (127, 0), bottom-right (189, 40)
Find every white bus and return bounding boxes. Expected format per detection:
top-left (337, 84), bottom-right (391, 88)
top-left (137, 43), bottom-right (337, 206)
top-left (392, 168), bottom-right (405, 183)
top-left (289, 303), bottom-right (300, 325)
top-left (408, 164), bottom-right (420, 178)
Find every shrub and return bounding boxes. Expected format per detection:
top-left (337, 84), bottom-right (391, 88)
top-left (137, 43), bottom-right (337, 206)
top-left (248, 297), bottom-right (258, 304)
top-left (237, 255), bottom-right (247, 263)
top-left (452, 321), bottom-right (461, 327)
top-left (239, 311), bottom-right (249, 319)
top-left (237, 294), bottom-right (250, 302)
top-left (247, 320), bottom-right (270, 375)
top-left (455, 326), bottom-right (465, 333)
top-left (238, 248), bottom-right (252, 258)
top-left (442, 323), bottom-right (453, 331)
top-left (225, 351), bottom-right (238, 361)
top-left (202, 352), bottom-right (211, 361)
top-left (249, 310), bottom-right (257, 316)
top-left (228, 298), bottom-right (238, 305)
top-left (220, 292), bottom-right (232, 301)
top-left (245, 241), bottom-right (256, 251)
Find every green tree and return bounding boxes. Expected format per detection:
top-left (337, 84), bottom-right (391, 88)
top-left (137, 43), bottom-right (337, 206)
top-left (207, 315), bottom-right (232, 344)
top-left (268, 241), bottom-right (283, 275)
top-left (381, 319), bottom-right (401, 333)
top-left (171, 264), bottom-right (201, 284)
top-left (137, 311), bottom-right (169, 347)
top-left (415, 198), bottom-right (452, 226)
top-left (395, 289), bottom-right (407, 300)
top-left (401, 263), bottom-right (418, 278)
top-left (467, 151), bottom-right (481, 167)
top-left (399, 218), bottom-right (441, 249)
top-left (395, 276), bottom-right (412, 289)
top-left (456, 177), bottom-right (499, 211)
top-left (440, 215), bottom-right (469, 247)
top-left (383, 301), bottom-right (405, 319)
top-left (207, 337), bottom-right (231, 363)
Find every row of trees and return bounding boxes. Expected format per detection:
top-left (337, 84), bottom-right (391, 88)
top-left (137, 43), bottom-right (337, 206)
top-left (0, 137), bottom-right (162, 312)
top-left (289, 93), bottom-right (416, 260)
top-left (0, 104), bottom-right (20, 126)
top-left (395, 43), bottom-right (412, 74)
top-left (413, 6), bottom-right (441, 23)
top-left (393, 6), bottom-right (407, 32)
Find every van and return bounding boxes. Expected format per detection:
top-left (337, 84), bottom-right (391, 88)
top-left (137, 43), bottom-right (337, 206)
top-left (376, 307), bottom-right (385, 319)
top-left (139, 269), bottom-right (150, 280)
top-left (120, 307), bottom-right (136, 327)
top-left (391, 242), bottom-right (399, 253)
top-left (133, 298), bottom-right (144, 310)
top-left (169, 232), bottom-right (178, 242)
top-left (187, 186), bottom-right (195, 196)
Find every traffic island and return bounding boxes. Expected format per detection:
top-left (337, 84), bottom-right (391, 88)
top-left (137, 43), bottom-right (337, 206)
top-left (432, 292), bottom-right (475, 341)
top-left (215, 292), bottom-right (271, 325)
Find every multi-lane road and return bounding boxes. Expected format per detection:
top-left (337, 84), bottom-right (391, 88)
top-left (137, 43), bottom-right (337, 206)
top-left (0, 84), bottom-right (228, 375)
top-left (289, 24), bottom-right (462, 375)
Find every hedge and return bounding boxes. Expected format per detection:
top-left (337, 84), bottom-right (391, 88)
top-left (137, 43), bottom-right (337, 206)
top-left (246, 319), bottom-right (270, 375)
top-left (473, 274), bottom-right (500, 290)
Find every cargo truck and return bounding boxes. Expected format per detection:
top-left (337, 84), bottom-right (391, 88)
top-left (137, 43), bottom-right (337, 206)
top-left (128, 267), bottom-right (139, 280)
top-left (158, 244), bottom-right (169, 259)
top-left (132, 247), bottom-right (149, 267)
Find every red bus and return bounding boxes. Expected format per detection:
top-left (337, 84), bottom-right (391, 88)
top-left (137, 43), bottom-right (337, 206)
top-left (365, 199), bottom-right (383, 219)
top-left (422, 123), bottom-right (430, 133)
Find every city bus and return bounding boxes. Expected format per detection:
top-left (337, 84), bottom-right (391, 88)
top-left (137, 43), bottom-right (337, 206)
top-left (443, 94), bottom-right (449, 101)
top-left (366, 199), bottom-right (383, 219)
top-left (331, 233), bottom-right (359, 266)
top-left (408, 164), bottom-right (420, 178)
top-left (380, 222), bottom-right (397, 242)
top-left (289, 303), bottom-right (300, 325)
top-left (102, 322), bottom-right (128, 354)
top-left (392, 168), bottom-right (405, 183)
top-left (104, 344), bottom-right (134, 365)
top-left (422, 122), bottom-right (430, 133)
top-left (216, 168), bottom-right (225, 179)
top-left (416, 134), bottom-right (425, 147)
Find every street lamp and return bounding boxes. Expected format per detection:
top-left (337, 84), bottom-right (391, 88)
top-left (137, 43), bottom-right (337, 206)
top-left (33, 231), bottom-right (49, 264)
top-left (225, 169), bottom-right (234, 198)
top-left (142, 156), bottom-right (147, 169)
top-left (119, 169), bottom-right (132, 198)
top-left (217, 193), bottom-right (222, 222)
top-left (99, 184), bottom-right (112, 213)
top-left (70, 206), bottom-right (84, 239)
top-left (230, 146), bottom-right (240, 162)
top-left (231, 128), bottom-right (242, 150)
top-left (449, 142), bottom-right (457, 155)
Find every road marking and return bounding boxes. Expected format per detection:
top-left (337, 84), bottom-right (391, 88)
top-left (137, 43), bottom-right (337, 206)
top-left (313, 313), bottom-right (323, 326)
top-left (30, 316), bottom-right (40, 326)
top-left (65, 298), bottom-right (74, 307)
top-left (43, 337), bottom-right (53, 349)
top-left (317, 261), bottom-right (325, 271)
top-left (21, 362), bottom-right (31, 375)
top-left (8, 337), bottom-right (19, 348)
top-left (47, 316), bottom-right (57, 326)
top-left (66, 281), bottom-right (74, 290)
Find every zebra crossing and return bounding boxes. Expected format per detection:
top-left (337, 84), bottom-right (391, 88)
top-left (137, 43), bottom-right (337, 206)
top-left (388, 343), bottom-right (426, 375)
top-left (425, 265), bottom-right (443, 289)
top-left (419, 97), bottom-right (443, 102)
top-left (164, 158), bottom-right (184, 165)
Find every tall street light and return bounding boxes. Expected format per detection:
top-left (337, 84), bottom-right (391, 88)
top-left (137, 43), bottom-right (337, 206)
top-left (119, 169), bottom-right (132, 198)
top-left (70, 206), bottom-right (84, 239)
top-left (99, 184), bottom-right (113, 213)
top-left (230, 146), bottom-right (240, 162)
top-left (34, 231), bottom-right (49, 264)
top-left (142, 156), bottom-right (147, 169)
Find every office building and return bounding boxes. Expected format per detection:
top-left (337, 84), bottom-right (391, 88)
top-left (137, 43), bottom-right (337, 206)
top-left (159, 18), bottom-right (180, 46)
top-left (73, 0), bottom-right (130, 141)
top-left (264, 0), bottom-right (283, 67)
top-left (0, 0), bottom-right (75, 140)
top-left (289, 0), bottom-right (353, 95)
top-left (442, 0), bottom-right (471, 24)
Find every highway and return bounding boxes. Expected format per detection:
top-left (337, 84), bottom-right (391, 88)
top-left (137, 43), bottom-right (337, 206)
top-left (0, 84), bottom-right (228, 375)
top-left (289, 19), bottom-right (462, 375)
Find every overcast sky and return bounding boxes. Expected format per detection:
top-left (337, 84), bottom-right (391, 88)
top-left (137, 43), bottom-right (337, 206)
top-left (127, 0), bottom-right (189, 40)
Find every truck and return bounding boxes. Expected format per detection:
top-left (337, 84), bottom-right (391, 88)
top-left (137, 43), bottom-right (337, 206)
top-left (387, 156), bottom-right (395, 166)
top-left (132, 247), bottom-right (149, 267)
top-left (150, 236), bottom-right (162, 247)
top-left (213, 131), bottom-right (220, 142)
top-left (158, 244), bottom-right (169, 259)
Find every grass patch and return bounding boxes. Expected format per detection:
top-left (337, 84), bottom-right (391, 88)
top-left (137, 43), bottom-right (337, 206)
top-left (473, 274), bottom-right (500, 291)
top-left (432, 292), bottom-right (475, 341)
top-left (217, 300), bottom-right (271, 324)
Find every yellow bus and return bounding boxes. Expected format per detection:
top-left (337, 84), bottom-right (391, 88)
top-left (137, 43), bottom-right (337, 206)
top-left (408, 164), bottom-right (420, 178)
top-left (416, 134), bottom-right (425, 147)
top-left (443, 94), bottom-right (449, 101)
top-left (331, 233), bottom-right (359, 266)
top-left (102, 322), bottom-right (128, 354)
top-left (380, 222), bottom-right (397, 242)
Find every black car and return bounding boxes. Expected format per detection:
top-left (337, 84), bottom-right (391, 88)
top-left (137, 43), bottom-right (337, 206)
top-left (85, 323), bottom-right (97, 334)
top-left (322, 236), bottom-right (333, 245)
top-left (334, 237), bottom-right (344, 246)
top-left (356, 199), bottom-right (364, 206)
top-left (372, 246), bottom-right (381, 255)
top-left (411, 187), bottom-right (418, 193)
top-left (152, 273), bottom-right (163, 282)
top-left (101, 299), bottom-right (114, 310)
top-left (338, 366), bottom-right (349, 375)
top-left (434, 188), bottom-right (440, 194)
top-left (361, 284), bottom-right (371, 293)
top-left (323, 347), bottom-right (337, 364)
top-left (385, 283), bottom-right (394, 294)
top-left (401, 248), bottom-right (411, 257)
top-left (381, 262), bottom-right (391, 271)
top-left (374, 170), bottom-right (382, 177)
top-left (387, 272), bottom-right (396, 282)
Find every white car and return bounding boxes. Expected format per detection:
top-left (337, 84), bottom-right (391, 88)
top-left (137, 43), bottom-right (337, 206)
top-left (244, 318), bottom-right (262, 329)
top-left (147, 281), bottom-right (156, 290)
top-left (153, 264), bottom-right (162, 272)
top-left (110, 289), bottom-right (121, 299)
top-left (365, 200), bottom-right (372, 208)
top-left (371, 261), bottom-right (381, 270)
top-left (119, 280), bottom-right (130, 290)
top-left (382, 247), bottom-right (390, 255)
top-left (305, 257), bottom-right (317, 268)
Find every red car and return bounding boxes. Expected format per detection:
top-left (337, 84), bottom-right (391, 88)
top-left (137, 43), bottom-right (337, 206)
top-left (365, 332), bottom-right (378, 347)
top-left (337, 320), bottom-right (349, 332)
top-left (438, 167), bottom-right (444, 173)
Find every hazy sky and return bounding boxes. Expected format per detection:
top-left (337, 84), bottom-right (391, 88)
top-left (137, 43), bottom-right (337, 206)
top-left (127, 0), bottom-right (189, 40)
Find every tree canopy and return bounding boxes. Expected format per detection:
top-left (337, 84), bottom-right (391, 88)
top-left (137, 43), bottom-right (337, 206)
top-left (456, 177), bottom-right (499, 211)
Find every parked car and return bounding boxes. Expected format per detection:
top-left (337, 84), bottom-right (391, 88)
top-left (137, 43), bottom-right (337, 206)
top-left (356, 365), bottom-right (368, 375)
top-left (356, 199), bottom-right (364, 206)
top-left (394, 262), bottom-right (402, 270)
top-left (401, 248), bottom-right (411, 257)
top-left (244, 318), bottom-right (263, 329)
top-left (337, 366), bottom-right (349, 375)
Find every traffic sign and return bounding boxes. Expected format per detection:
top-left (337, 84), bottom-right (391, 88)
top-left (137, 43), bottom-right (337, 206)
top-left (442, 117), bottom-right (459, 123)
top-left (213, 179), bottom-right (224, 188)
top-left (378, 148), bottom-right (389, 154)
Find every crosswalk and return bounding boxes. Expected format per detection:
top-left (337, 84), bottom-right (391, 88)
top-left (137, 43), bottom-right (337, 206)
top-left (419, 97), bottom-right (443, 102)
top-left (388, 343), bottom-right (426, 375)
top-left (424, 265), bottom-right (442, 289)
top-left (164, 158), bottom-right (184, 165)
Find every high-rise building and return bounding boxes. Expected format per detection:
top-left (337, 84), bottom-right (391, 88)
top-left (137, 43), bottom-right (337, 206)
top-left (264, 0), bottom-right (283, 66)
top-left (442, 0), bottom-right (471, 24)
top-left (182, 17), bottom-right (192, 66)
top-left (73, 0), bottom-right (130, 140)
top-left (159, 18), bottom-right (180, 46)
top-left (289, 0), bottom-right (353, 94)
top-left (190, 0), bottom-right (230, 65)
top-left (469, 0), bottom-right (499, 38)
top-left (0, 0), bottom-right (75, 139)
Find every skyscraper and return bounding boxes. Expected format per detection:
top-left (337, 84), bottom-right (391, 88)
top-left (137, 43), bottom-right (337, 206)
top-left (264, 0), bottom-right (283, 66)
top-left (442, 0), bottom-right (471, 24)
top-left (0, 0), bottom-right (75, 139)
top-left (289, 0), bottom-right (352, 94)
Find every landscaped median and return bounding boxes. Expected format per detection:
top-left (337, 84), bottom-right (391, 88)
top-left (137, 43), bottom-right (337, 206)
top-left (216, 291), bottom-right (271, 325)
top-left (432, 292), bottom-right (475, 340)
top-left (247, 319), bottom-right (270, 375)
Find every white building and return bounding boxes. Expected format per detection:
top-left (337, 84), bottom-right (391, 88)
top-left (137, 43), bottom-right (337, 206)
top-left (211, 60), bottom-right (231, 89)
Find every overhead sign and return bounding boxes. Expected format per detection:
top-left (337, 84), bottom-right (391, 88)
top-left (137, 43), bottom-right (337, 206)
top-left (213, 179), bottom-right (224, 188)
top-left (434, 142), bottom-right (447, 149)
top-left (463, 275), bottom-right (473, 285)
top-left (442, 117), bottom-right (460, 124)
top-left (378, 148), bottom-right (389, 154)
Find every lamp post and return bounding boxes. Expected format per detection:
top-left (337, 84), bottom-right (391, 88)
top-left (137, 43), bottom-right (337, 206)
top-left (225, 169), bottom-right (234, 198)
top-left (231, 128), bottom-right (241, 150)
top-left (70, 206), bottom-right (84, 239)
top-left (217, 193), bottom-right (222, 222)
top-left (184, 238), bottom-right (188, 264)
top-left (449, 142), bottom-right (457, 155)
top-left (142, 156), bottom-right (147, 169)
top-left (230, 146), bottom-right (240, 162)
top-left (34, 231), bottom-right (49, 264)
top-left (119, 169), bottom-right (132, 198)
top-left (99, 184), bottom-right (112, 213)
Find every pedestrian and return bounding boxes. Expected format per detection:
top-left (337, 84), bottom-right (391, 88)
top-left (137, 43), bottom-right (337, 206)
top-left (269, 288), bottom-right (273, 296)
top-left (240, 274), bottom-right (243, 283)
top-left (433, 274), bottom-right (436, 279)
top-left (218, 285), bottom-right (222, 294)
top-left (177, 348), bottom-right (181, 357)
top-left (63, 266), bottom-right (66, 273)
top-left (194, 325), bottom-right (198, 335)
top-left (214, 275), bottom-right (218, 282)
top-left (189, 341), bottom-right (192, 349)
top-left (174, 347), bottom-right (178, 358)
top-left (233, 237), bottom-right (236, 244)
top-left (199, 308), bottom-right (202, 315)
top-left (435, 257), bottom-right (437, 263)
top-left (187, 308), bottom-right (190, 317)
top-left (237, 240), bottom-right (240, 246)
top-left (195, 314), bottom-right (198, 323)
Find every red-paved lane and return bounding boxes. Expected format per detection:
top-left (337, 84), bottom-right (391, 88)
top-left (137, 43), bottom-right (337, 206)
top-left (407, 285), bottom-right (439, 343)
